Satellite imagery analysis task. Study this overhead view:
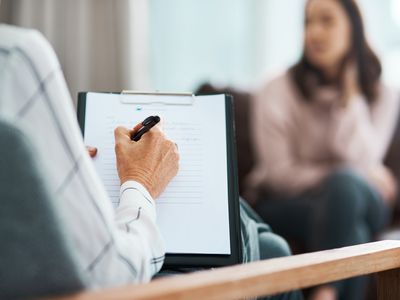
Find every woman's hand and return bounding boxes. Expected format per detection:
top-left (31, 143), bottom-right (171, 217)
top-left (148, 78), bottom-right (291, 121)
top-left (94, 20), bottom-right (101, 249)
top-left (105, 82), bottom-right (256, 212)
top-left (342, 61), bottom-right (360, 107)
top-left (114, 124), bottom-right (180, 199)
top-left (368, 165), bottom-right (398, 206)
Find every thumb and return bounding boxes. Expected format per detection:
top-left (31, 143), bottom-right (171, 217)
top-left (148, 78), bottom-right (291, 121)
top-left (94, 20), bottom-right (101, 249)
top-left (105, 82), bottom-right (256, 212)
top-left (114, 126), bottom-right (133, 143)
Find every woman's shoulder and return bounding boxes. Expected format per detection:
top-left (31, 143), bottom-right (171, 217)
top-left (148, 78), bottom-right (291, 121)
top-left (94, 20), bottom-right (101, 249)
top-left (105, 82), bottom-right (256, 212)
top-left (374, 82), bottom-right (400, 109)
top-left (257, 72), bottom-right (293, 95)
top-left (255, 71), bottom-right (300, 110)
top-left (377, 82), bottom-right (399, 100)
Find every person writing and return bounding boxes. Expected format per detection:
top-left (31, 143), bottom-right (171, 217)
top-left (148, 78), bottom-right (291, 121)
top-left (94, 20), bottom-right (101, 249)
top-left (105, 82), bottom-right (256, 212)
top-left (0, 20), bottom-right (302, 300)
top-left (246, 0), bottom-right (400, 299)
top-left (0, 22), bottom-right (179, 285)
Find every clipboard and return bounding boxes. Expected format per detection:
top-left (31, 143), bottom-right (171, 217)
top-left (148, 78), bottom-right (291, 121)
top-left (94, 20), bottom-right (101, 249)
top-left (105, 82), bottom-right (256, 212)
top-left (77, 91), bottom-right (242, 268)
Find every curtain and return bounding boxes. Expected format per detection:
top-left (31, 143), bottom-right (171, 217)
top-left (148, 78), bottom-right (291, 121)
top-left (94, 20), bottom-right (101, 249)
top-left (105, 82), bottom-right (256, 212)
top-left (0, 0), bottom-right (149, 107)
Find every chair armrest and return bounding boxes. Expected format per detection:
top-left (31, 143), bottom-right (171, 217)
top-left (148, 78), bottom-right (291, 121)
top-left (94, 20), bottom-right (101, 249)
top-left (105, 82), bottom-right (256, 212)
top-left (50, 240), bottom-right (400, 300)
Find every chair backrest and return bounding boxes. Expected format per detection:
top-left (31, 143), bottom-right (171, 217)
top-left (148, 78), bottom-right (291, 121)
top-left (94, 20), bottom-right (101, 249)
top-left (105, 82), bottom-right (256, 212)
top-left (384, 114), bottom-right (400, 215)
top-left (0, 119), bottom-right (86, 299)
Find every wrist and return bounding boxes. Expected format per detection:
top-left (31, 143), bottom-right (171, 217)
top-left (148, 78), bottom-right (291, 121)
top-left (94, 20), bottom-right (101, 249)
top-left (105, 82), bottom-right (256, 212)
top-left (120, 168), bottom-right (155, 198)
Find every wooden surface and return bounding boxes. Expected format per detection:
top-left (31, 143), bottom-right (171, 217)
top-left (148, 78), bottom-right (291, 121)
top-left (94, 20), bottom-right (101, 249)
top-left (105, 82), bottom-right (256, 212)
top-left (50, 240), bottom-right (400, 300)
top-left (377, 268), bottom-right (400, 300)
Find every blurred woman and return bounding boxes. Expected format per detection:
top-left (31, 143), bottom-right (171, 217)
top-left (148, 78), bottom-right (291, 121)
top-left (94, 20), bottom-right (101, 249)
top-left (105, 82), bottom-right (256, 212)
top-left (246, 0), bottom-right (400, 299)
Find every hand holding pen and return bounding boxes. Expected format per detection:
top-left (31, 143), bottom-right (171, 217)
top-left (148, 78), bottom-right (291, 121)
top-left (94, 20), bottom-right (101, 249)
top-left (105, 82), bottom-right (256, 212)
top-left (114, 115), bottom-right (180, 199)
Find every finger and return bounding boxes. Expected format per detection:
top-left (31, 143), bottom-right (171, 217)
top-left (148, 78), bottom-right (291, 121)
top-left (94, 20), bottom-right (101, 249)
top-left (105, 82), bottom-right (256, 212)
top-left (152, 123), bottom-right (163, 133)
top-left (86, 146), bottom-right (98, 157)
top-left (114, 126), bottom-right (132, 143)
top-left (157, 118), bottom-right (164, 130)
top-left (142, 124), bottom-right (166, 142)
top-left (132, 122), bottom-right (142, 135)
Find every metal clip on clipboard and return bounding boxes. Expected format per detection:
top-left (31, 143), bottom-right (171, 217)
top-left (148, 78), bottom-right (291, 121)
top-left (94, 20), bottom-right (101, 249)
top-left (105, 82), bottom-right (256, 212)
top-left (120, 91), bottom-right (196, 106)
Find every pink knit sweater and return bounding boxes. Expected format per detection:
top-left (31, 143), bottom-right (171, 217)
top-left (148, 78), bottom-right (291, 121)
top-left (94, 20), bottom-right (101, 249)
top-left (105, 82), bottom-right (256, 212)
top-left (247, 72), bottom-right (400, 196)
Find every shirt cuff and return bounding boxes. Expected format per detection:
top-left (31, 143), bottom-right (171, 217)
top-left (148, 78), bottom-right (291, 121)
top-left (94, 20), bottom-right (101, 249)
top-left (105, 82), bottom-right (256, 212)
top-left (119, 180), bottom-right (155, 207)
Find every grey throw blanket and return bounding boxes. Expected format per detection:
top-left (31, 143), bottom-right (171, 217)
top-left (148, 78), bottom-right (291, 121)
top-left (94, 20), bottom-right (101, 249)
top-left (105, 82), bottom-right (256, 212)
top-left (0, 120), bottom-right (86, 300)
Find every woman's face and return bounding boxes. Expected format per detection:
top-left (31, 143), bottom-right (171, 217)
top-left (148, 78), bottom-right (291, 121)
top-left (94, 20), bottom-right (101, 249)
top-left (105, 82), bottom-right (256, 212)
top-left (304, 0), bottom-right (352, 73)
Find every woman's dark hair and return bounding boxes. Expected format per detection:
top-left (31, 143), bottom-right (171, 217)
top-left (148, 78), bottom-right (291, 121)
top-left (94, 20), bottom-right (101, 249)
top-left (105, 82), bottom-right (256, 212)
top-left (291, 0), bottom-right (382, 103)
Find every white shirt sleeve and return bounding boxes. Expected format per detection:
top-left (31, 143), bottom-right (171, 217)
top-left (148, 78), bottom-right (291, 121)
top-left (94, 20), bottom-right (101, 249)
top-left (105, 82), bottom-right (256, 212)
top-left (115, 181), bottom-right (165, 281)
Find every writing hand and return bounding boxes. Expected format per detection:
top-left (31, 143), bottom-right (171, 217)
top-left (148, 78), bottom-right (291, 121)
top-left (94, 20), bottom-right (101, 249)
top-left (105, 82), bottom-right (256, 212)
top-left (114, 123), bottom-right (180, 199)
